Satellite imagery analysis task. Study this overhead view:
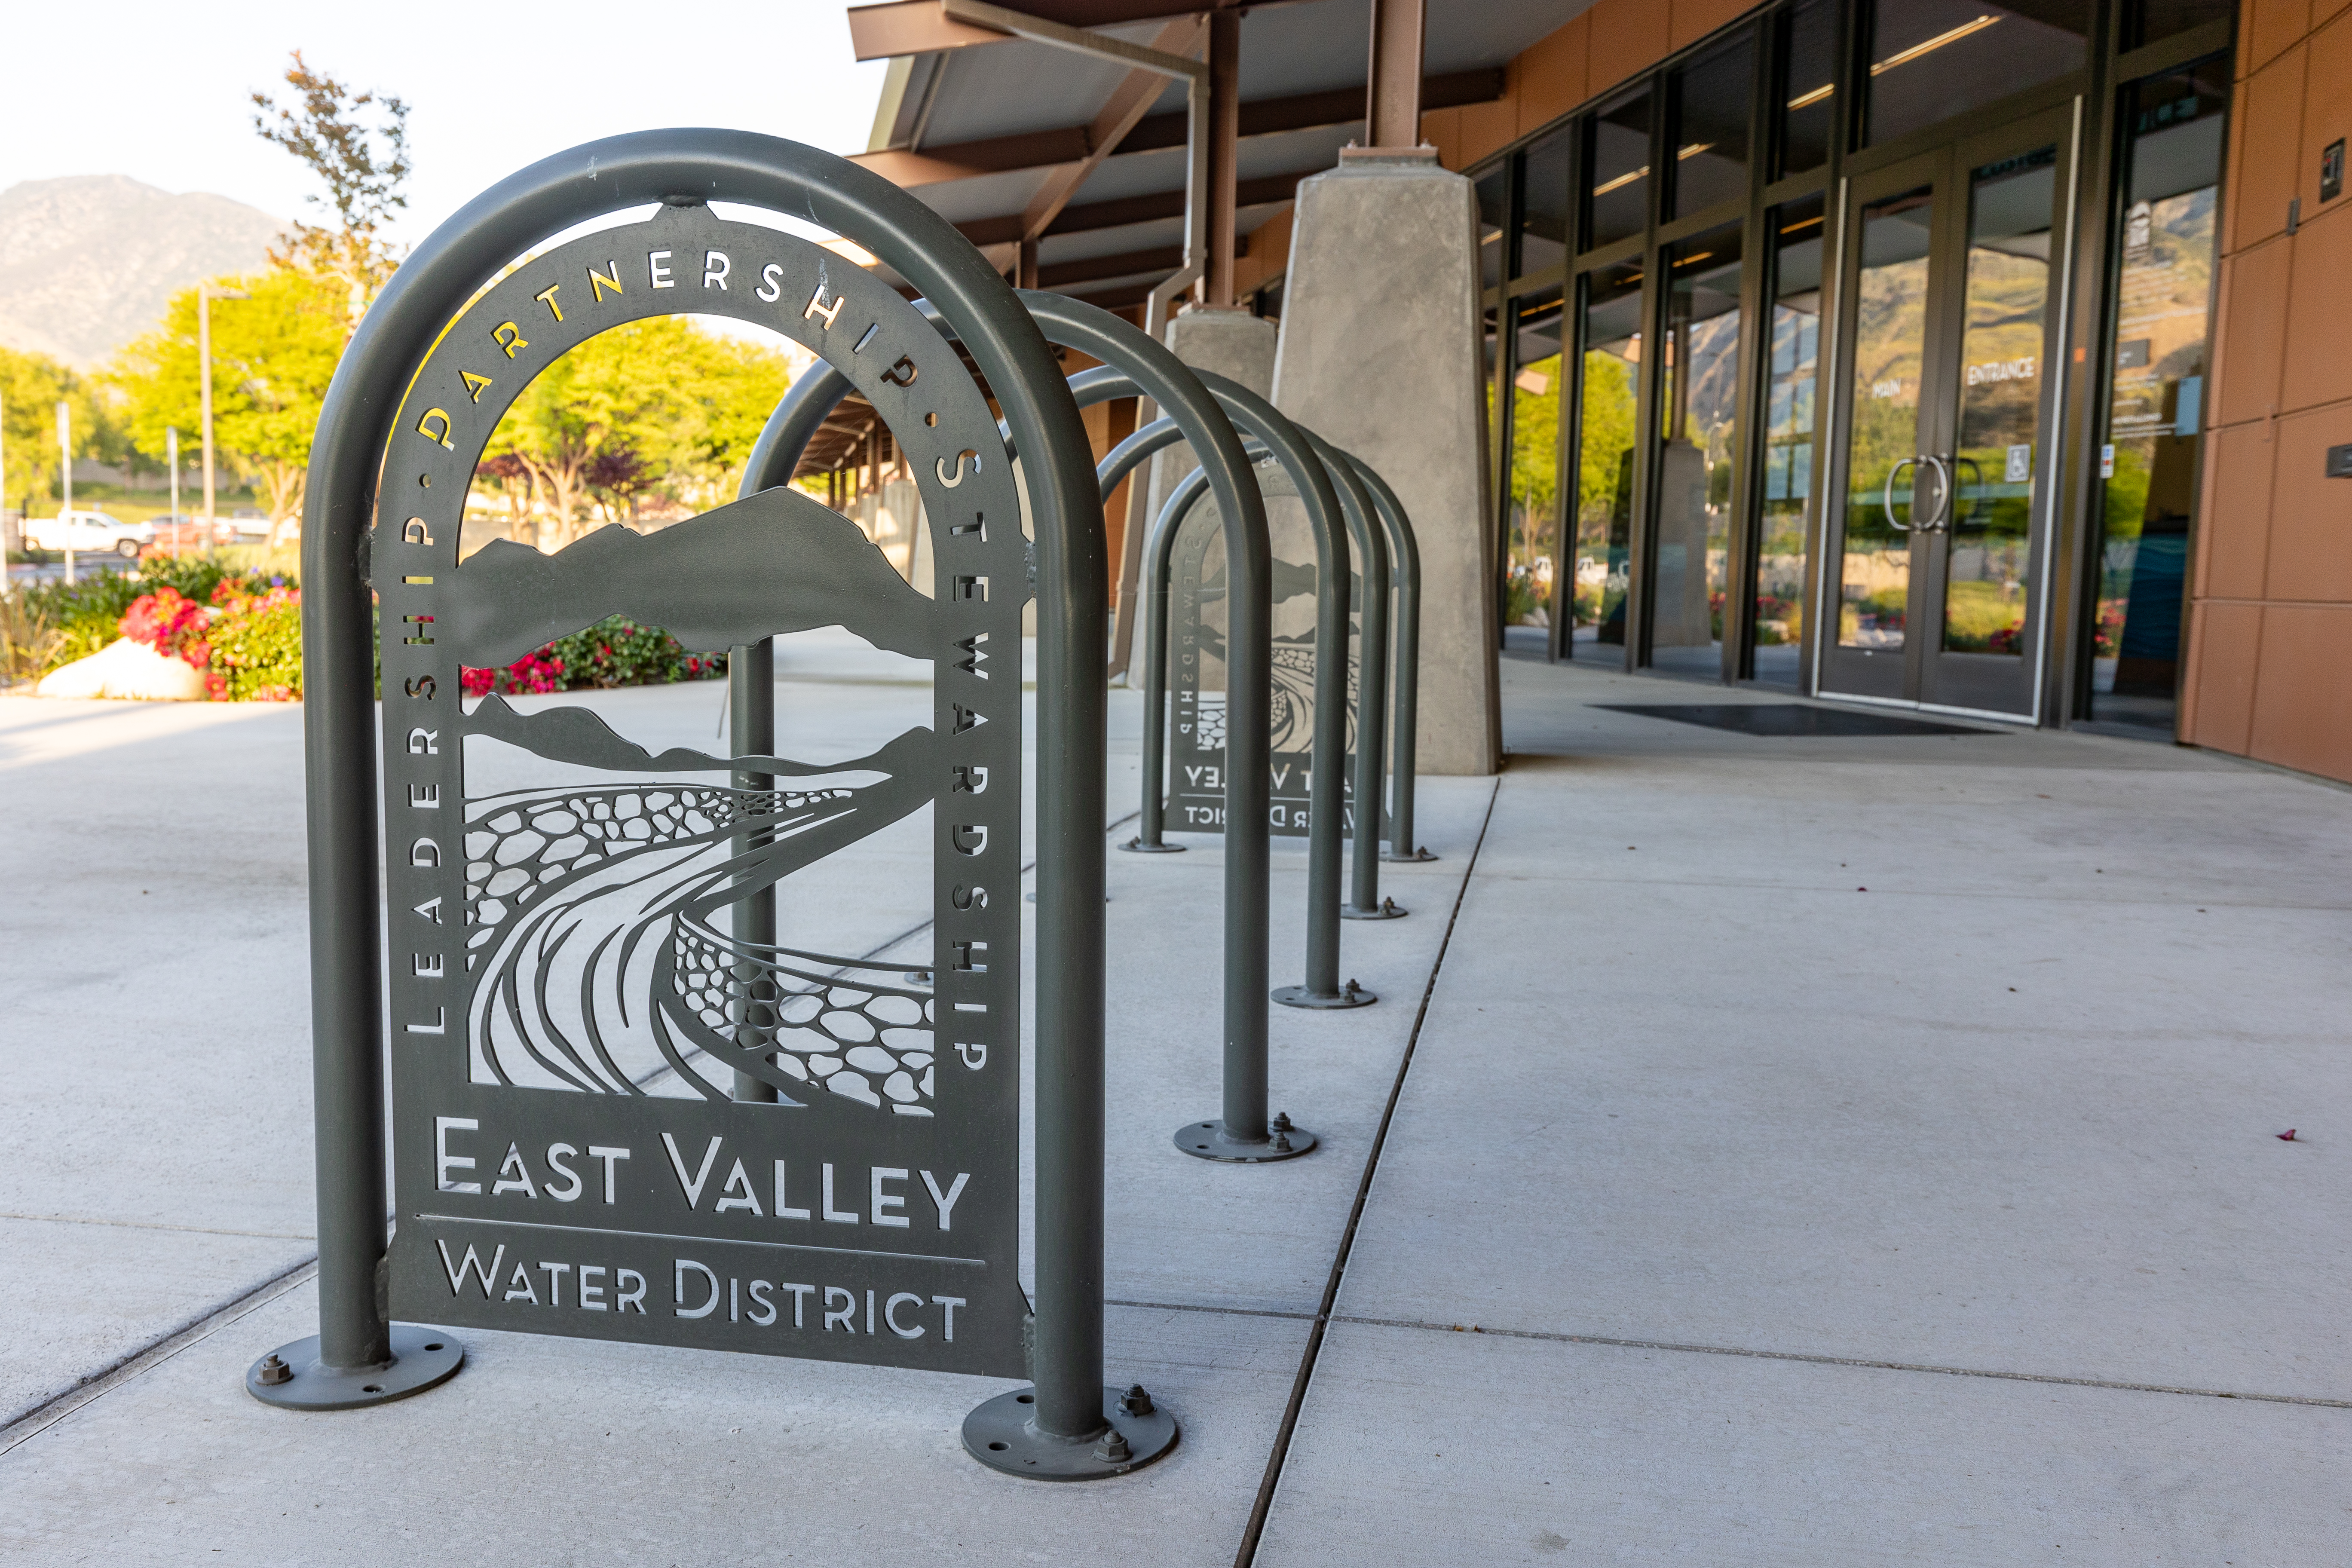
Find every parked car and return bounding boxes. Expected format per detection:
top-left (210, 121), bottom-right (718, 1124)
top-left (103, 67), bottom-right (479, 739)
top-left (144, 514), bottom-right (243, 551)
top-left (21, 509), bottom-right (155, 559)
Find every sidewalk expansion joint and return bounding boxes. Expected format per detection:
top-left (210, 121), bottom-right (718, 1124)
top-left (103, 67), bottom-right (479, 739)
top-left (0, 1256), bottom-right (320, 1456)
top-left (1322, 1314), bottom-right (2352, 1409)
top-left (1233, 777), bottom-right (1501, 1568)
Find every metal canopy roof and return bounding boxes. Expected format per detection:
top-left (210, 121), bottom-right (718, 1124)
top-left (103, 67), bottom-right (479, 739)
top-left (848, 0), bottom-right (1589, 309)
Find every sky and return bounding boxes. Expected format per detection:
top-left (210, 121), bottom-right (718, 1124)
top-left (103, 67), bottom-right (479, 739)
top-left (2, 0), bottom-right (891, 245)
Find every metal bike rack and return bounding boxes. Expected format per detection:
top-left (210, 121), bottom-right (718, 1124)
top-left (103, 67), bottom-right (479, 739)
top-left (745, 294), bottom-right (1318, 1167)
top-left (276, 128), bottom-right (1164, 1481)
top-left (1095, 371), bottom-right (1370, 1009)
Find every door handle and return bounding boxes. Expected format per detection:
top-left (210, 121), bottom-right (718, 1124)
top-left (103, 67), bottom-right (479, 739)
top-left (1882, 456), bottom-right (1921, 533)
top-left (1918, 453), bottom-right (1954, 532)
top-left (1881, 453), bottom-right (1949, 534)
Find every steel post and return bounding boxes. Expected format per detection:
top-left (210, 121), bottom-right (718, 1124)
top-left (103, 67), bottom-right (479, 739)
top-left (729, 637), bottom-right (778, 1103)
top-left (1308, 436), bottom-right (1401, 922)
top-left (1341, 455), bottom-right (1434, 863)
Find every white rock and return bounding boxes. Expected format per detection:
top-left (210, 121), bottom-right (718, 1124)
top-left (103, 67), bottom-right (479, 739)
top-left (36, 637), bottom-right (208, 701)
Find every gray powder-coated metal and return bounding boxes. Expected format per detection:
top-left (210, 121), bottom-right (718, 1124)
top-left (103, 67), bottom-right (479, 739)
top-left (276, 132), bottom-right (1130, 1466)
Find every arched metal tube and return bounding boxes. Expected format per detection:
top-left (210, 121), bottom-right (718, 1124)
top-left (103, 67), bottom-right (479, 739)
top-left (1302, 432), bottom-right (1399, 922)
top-left (295, 131), bottom-right (1109, 1452)
top-left (1337, 453), bottom-right (1431, 864)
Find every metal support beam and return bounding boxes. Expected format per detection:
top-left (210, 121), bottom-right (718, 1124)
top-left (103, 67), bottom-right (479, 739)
top-left (1205, 9), bottom-right (1242, 308)
top-left (1365, 0), bottom-right (1427, 150)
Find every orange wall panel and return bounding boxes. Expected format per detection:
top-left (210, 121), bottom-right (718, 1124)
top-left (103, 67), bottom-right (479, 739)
top-left (2243, 0), bottom-right (2314, 73)
top-left (2248, 606), bottom-right (2352, 777)
top-left (2280, 206), bottom-right (2352, 412)
top-left (2299, 9), bottom-right (2352, 216)
top-left (1672, 0), bottom-right (1758, 51)
top-left (1421, 105), bottom-right (1465, 170)
top-left (2262, 401), bottom-right (2352, 601)
top-left (1456, 97), bottom-right (1521, 169)
top-left (2227, 47), bottom-right (2306, 252)
top-left (1515, 13), bottom-right (1589, 138)
top-left (2185, 603), bottom-right (2264, 753)
top-left (1586, 0), bottom-right (1671, 101)
top-left (2211, 239), bottom-right (2292, 427)
top-left (2195, 421), bottom-right (2278, 602)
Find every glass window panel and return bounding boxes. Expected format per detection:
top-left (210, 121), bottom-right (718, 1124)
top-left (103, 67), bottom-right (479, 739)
top-left (1944, 146), bottom-right (2059, 657)
top-left (1585, 88), bottom-right (1653, 251)
top-left (1484, 303), bottom-right (1504, 477)
top-left (2131, 0), bottom-right (2231, 49)
top-left (2092, 59), bottom-right (2229, 727)
top-left (1476, 166), bottom-right (1509, 293)
top-left (1573, 260), bottom-right (1645, 650)
top-left (1755, 194), bottom-right (1825, 688)
top-left (1506, 289), bottom-right (1567, 629)
top-left (1520, 129), bottom-right (1574, 279)
top-left (1672, 31), bottom-right (1754, 219)
top-left (1839, 188), bottom-right (1933, 650)
top-left (1865, 1), bottom-right (2091, 148)
top-left (1779, 0), bottom-right (1836, 179)
top-left (1654, 223), bottom-right (1745, 674)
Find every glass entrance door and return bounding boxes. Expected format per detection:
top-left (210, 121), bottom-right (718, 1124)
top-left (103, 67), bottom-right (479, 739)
top-left (1822, 108), bottom-right (2074, 717)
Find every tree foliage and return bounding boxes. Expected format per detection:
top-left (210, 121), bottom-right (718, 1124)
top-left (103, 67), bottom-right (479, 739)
top-left (1, 348), bottom-right (117, 518)
top-left (250, 51), bottom-right (411, 306)
top-left (109, 270), bottom-right (347, 523)
top-left (479, 319), bottom-right (794, 548)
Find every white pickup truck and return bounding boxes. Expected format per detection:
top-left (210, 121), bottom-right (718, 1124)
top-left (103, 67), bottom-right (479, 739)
top-left (21, 509), bottom-right (155, 559)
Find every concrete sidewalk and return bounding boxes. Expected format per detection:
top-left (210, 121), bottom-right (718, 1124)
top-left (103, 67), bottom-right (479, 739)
top-left (1, 644), bottom-right (2347, 1564)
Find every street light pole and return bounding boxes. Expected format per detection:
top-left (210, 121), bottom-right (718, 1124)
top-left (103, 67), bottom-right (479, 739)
top-left (57, 400), bottom-right (75, 587)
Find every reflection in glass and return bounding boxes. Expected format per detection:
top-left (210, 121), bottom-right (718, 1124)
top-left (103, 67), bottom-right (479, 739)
top-left (1574, 262), bottom-right (1644, 649)
top-left (1586, 88), bottom-right (1653, 250)
top-left (1484, 304), bottom-right (1504, 481)
top-left (1840, 188), bottom-right (1932, 649)
top-left (2093, 61), bottom-right (2227, 727)
top-left (2132, 0), bottom-right (2231, 49)
top-left (1672, 30), bottom-right (1753, 218)
top-left (1477, 166), bottom-right (1509, 293)
top-left (1653, 225), bottom-right (1744, 675)
top-left (1506, 292), bottom-right (1565, 629)
top-left (1779, 0), bottom-right (1836, 179)
top-left (1520, 129), bottom-right (1573, 279)
top-left (1865, 0), bottom-right (2090, 147)
top-left (1943, 146), bottom-right (2057, 656)
top-left (1757, 195), bottom-right (1824, 687)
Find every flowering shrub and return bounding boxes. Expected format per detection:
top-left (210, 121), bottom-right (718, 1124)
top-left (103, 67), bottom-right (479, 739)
top-left (207, 579), bottom-right (303, 701)
top-left (462, 616), bottom-right (724, 698)
top-left (119, 586), bottom-right (214, 671)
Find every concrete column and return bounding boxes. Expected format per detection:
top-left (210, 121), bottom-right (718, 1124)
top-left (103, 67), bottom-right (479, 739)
top-left (1109, 305), bottom-right (1280, 673)
top-left (1272, 148), bottom-right (1500, 776)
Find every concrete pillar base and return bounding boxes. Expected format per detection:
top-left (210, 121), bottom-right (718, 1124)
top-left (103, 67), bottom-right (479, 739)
top-left (1271, 152), bottom-right (1501, 777)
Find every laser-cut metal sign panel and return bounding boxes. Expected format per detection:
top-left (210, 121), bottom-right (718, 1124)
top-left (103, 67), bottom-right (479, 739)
top-left (1167, 484), bottom-right (1356, 838)
top-left (376, 205), bottom-right (1024, 1376)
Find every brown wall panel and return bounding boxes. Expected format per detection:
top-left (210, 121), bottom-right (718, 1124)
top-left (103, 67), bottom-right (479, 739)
top-left (2248, 606), bottom-right (2352, 777)
top-left (2262, 401), bottom-right (2352, 601)
top-left (2244, 0), bottom-right (2315, 72)
top-left (2185, 602), bottom-right (2265, 752)
top-left (1672, 0), bottom-right (1758, 51)
top-left (2211, 239), bottom-right (2292, 426)
top-left (1516, 13), bottom-right (1590, 137)
top-left (1586, 0), bottom-right (1671, 101)
top-left (2227, 46), bottom-right (2306, 252)
top-left (1457, 96), bottom-right (1521, 170)
top-left (2197, 421), bottom-right (2280, 600)
top-left (2279, 206), bottom-right (2352, 412)
top-left (2299, 10), bottom-right (2352, 215)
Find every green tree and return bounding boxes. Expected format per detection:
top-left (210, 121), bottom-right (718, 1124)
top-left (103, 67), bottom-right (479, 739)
top-left (251, 51), bottom-right (411, 311)
top-left (110, 269), bottom-right (347, 525)
top-left (483, 319), bottom-right (793, 547)
top-left (1577, 351), bottom-right (1636, 521)
top-left (1, 349), bottom-right (117, 520)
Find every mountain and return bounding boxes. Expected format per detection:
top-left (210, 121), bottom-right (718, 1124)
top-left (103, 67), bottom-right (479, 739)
top-left (0, 176), bottom-right (285, 370)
